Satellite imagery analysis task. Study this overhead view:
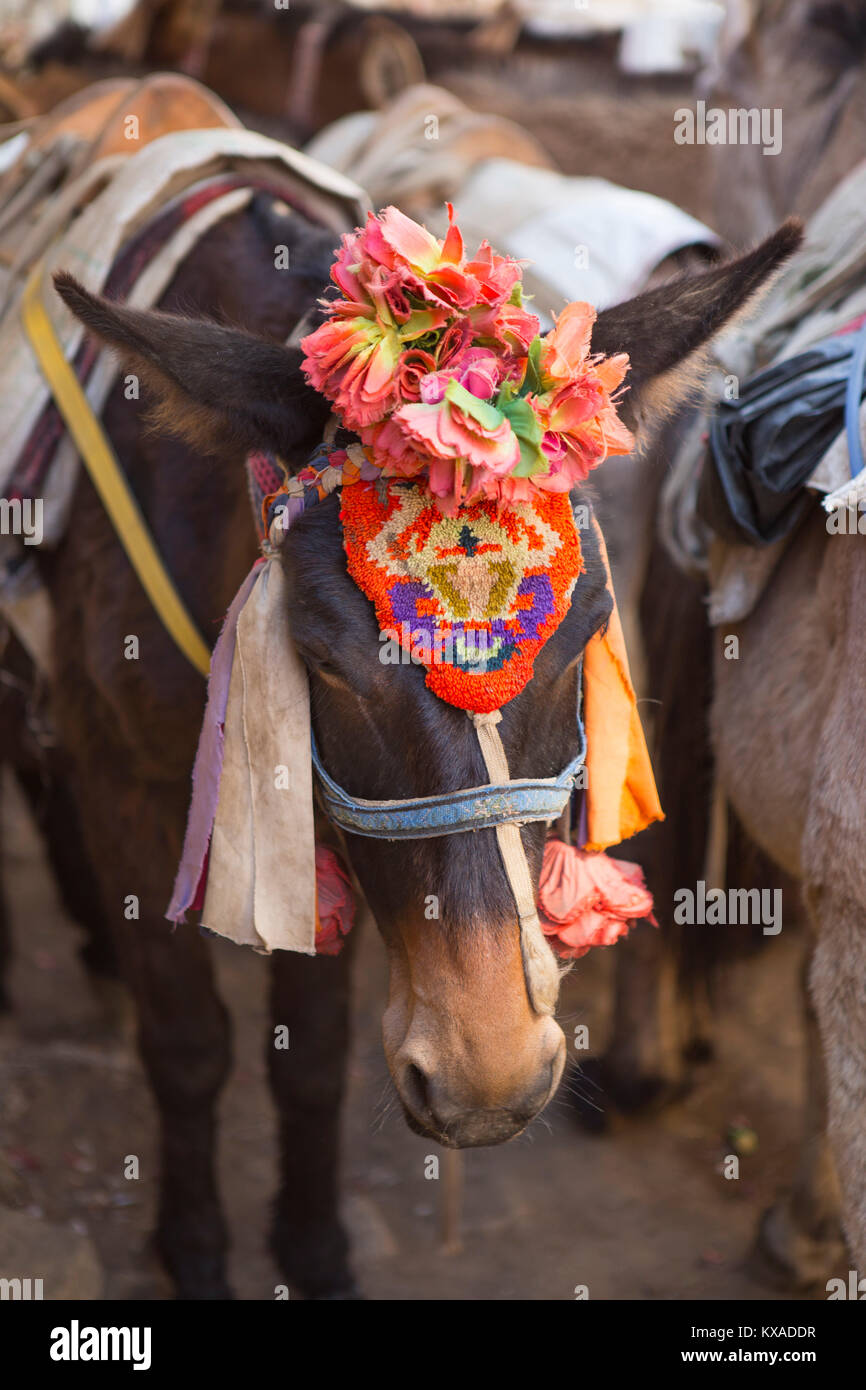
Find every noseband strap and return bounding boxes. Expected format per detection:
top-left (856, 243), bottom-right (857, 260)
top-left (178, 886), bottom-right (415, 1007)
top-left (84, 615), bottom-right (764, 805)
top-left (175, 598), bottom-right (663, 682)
top-left (310, 661), bottom-right (585, 841)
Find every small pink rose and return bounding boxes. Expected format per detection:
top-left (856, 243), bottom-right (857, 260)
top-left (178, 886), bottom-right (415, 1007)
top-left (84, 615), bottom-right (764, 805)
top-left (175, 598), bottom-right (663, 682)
top-left (397, 349), bottom-right (437, 402)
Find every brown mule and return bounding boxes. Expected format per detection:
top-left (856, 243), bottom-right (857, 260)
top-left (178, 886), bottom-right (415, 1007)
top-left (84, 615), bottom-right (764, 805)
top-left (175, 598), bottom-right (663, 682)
top-left (598, 0), bottom-right (866, 1290)
top-left (697, 0), bottom-right (866, 1284)
top-left (18, 188), bottom-right (797, 1297)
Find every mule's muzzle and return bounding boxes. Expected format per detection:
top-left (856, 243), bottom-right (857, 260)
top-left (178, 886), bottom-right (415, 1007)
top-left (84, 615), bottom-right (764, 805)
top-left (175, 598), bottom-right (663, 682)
top-left (394, 1024), bottom-right (566, 1148)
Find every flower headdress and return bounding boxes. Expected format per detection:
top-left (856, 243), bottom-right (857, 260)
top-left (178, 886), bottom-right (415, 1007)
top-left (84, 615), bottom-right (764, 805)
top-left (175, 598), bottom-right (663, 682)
top-left (169, 207), bottom-right (661, 968)
top-left (300, 205), bottom-right (635, 513)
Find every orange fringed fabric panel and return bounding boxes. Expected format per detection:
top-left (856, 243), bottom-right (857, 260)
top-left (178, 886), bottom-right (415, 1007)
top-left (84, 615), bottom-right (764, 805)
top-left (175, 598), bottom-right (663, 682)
top-left (582, 520), bottom-right (663, 852)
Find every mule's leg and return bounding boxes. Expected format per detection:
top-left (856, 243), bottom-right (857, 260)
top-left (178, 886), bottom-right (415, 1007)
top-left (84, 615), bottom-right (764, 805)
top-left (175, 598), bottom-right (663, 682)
top-left (66, 769), bottom-right (234, 1299)
top-left (14, 760), bottom-right (120, 988)
top-left (0, 774), bottom-right (10, 1014)
top-left (570, 917), bottom-right (684, 1132)
top-left (752, 939), bottom-right (845, 1287)
top-left (571, 526), bottom-right (713, 1128)
top-left (267, 938), bottom-right (358, 1298)
top-left (808, 884), bottom-right (866, 1268)
top-left (128, 917), bottom-right (233, 1299)
top-left (607, 916), bottom-right (686, 1104)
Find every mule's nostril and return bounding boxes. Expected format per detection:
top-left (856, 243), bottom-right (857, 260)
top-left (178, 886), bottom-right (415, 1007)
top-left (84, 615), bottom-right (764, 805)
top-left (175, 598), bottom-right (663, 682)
top-left (402, 1062), bottom-right (432, 1119)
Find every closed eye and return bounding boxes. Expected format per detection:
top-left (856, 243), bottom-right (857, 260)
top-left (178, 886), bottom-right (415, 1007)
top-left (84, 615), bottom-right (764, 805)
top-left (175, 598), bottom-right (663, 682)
top-left (297, 648), bottom-right (340, 678)
top-left (293, 638), bottom-right (339, 674)
top-left (295, 642), bottom-right (367, 695)
top-left (314, 666), bottom-right (353, 692)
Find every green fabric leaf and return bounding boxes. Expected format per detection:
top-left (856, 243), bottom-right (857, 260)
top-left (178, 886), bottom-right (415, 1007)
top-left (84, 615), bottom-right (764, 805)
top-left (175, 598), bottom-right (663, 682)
top-left (444, 377), bottom-right (504, 431)
top-left (522, 336), bottom-right (550, 397)
top-left (501, 396), bottom-right (547, 477)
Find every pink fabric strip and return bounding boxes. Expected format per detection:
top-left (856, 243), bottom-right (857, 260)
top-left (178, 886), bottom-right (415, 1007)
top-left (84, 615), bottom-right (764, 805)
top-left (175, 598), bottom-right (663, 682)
top-left (166, 560), bottom-right (264, 922)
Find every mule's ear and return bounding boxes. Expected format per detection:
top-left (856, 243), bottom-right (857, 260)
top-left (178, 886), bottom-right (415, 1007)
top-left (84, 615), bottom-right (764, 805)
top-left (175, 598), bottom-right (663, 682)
top-left (53, 272), bottom-right (331, 460)
top-left (591, 219), bottom-right (803, 439)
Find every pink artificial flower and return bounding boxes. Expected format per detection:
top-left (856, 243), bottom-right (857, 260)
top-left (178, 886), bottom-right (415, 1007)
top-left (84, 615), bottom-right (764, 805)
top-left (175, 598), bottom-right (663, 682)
top-left (541, 429), bottom-right (567, 466)
top-left (397, 349), bottom-right (437, 402)
top-left (363, 381), bottom-right (520, 511)
top-left (360, 414), bottom-right (425, 478)
top-left (328, 209), bottom-right (468, 324)
top-left (394, 396), bottom-right (519, 478)
top-left (541, 301), bottom-right (597, 382)
top-left (465, 239), bottom-right (524, 307)
top-left (330, 230), bottom-right (375, 305)
top-left (419, 347), bottom-right (502, 405)
top-left (546, 377), bottom-right (606, 431)
top-left (526, 302), bottom-right (635, 484)
top-left (314, 846), bottom-right (355, 957)
top-left (538, 838), bottom-right (656, 960)
top-left (531, 378), bottom-right (608, 483)
top-left (437, 319), bottom-right (472, 368)
top-left (301, 311), bottom-right (402, 429)
top-left (303, 205), bottom-right (636, 502)
top-left (472, 299), bottom-right (541, 356)
top-left (419, 372), bottom-right (450, 405)
top-left (455, 348), bottom-right (500, 400)
top-left (483, 474), bottom-right (537, 506)
top-left (363, 263), bottom-right (413, 324)
top-left (367, 206), bottom-right (478, 312)
top-left (376, 205), bottom-right (443, 272)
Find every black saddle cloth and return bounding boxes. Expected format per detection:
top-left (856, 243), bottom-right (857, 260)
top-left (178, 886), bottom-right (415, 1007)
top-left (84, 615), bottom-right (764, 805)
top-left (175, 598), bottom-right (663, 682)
top-left (698, 328), bottom-right (863, 546)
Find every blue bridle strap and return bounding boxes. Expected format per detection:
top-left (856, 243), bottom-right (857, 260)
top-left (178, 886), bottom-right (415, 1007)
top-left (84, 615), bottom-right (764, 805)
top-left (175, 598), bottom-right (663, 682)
top-left (845, 316), bottom-right (866, 479)
top-left (311, 662), bottom-right (586, 840)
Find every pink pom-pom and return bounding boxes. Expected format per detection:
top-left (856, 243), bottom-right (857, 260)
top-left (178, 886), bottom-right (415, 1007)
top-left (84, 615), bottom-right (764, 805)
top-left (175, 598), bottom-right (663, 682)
top-left (538, 837), bottom-right (656, 960)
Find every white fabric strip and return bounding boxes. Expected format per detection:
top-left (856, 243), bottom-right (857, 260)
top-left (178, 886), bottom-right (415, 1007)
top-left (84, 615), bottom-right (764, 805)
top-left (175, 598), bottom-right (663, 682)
top-left (202, 557), bottom-right (317, 954)
top-left (470, 710), bottom-right (559, 1015)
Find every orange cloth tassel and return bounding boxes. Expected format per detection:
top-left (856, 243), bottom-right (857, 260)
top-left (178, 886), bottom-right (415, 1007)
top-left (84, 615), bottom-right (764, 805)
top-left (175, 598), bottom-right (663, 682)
top-left (582, 519), bottom-right (663, 852)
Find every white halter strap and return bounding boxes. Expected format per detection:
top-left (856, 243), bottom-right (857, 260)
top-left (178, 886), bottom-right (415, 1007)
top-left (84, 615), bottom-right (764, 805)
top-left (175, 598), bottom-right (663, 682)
top-left (469, 710), bottom-right (560, 1015)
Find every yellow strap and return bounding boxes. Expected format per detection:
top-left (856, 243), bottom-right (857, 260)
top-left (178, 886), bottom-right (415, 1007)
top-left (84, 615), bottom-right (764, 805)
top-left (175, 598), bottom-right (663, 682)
top-left (22, 266), bottom-right (211, 676)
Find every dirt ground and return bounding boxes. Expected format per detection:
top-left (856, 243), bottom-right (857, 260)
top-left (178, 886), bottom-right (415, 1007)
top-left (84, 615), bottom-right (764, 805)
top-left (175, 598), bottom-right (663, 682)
top-left (0, 770), bottom-right (846, 1301)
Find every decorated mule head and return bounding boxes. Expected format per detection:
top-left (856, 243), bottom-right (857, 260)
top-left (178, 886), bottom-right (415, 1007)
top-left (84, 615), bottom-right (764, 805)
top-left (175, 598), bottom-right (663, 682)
top-left (55, 209), bottom-right (801, 1149)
